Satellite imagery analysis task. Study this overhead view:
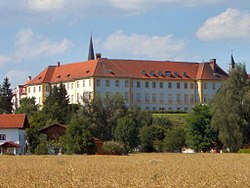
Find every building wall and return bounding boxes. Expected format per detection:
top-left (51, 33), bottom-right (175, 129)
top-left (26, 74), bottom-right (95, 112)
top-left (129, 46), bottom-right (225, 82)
top-left (25, 77), bottom-right (222, 112)
top-left (0, 129), bottom-right (26, 155)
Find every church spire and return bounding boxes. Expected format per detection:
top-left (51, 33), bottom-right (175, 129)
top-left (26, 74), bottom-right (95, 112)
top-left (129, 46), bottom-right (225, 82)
top-left (229, 51), bottom-right (235, 70)
top-left (88, 32), bottom-right (95, 60)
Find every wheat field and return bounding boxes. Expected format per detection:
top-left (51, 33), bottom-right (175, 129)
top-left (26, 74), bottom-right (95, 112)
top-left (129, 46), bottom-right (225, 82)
top-left (0, 153), bottom-right (249, 188)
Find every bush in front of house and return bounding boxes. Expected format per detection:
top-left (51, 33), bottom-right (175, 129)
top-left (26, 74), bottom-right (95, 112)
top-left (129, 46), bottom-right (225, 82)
top-left (103, 141), bottom-right (126, 155)
top-left (238, 149), bottom-right (250, 154)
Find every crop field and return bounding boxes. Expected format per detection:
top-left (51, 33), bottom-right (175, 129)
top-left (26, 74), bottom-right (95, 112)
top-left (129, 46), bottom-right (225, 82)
top-left (0, 153), bottom-right (250, 188)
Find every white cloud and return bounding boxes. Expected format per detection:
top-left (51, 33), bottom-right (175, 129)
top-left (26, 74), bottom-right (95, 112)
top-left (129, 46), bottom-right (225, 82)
top-left (6, 70), bottom-right (29, 87)
top-left (28, 0), bottom-right (65, 12)
top-left (196, 8), bottom-right (250, 41)
top-left (0, 55), bottom-right (10, 67)
top-left (102, 31), bottom-right (186, 59)
top-left (14, 28), bottom-right (72, 60)
top-left (106, 0), bottom-right (223, 12)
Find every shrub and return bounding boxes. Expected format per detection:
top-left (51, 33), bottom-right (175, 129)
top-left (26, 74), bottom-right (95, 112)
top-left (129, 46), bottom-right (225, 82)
top-left (103, 141), bottom-right (126, 155)
top-left (238, 149), bottom-right (250, 154)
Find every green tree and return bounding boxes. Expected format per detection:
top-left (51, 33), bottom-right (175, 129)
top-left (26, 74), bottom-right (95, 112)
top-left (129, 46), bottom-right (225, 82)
top-left (163, 126), bottom-right (186, 152)
top-left (65, 114), bottom-right (95, 154)
top-left (152, 116), bottom-right (173, 129)
top-left (211, 64), bottom-right (250, 152)
top-left (114, 115), bottom-right (139, 153)
top-left (139, 125), bottom-right (167, 152)
top-left (186, 104), bottom-right (218, 152)
top-left (26, 111), bottom-right (47, 153)
top-left (0, 77), bottom-right (12, 113)
top-left (16, 97), bottom-right (39, 117)
top-left (43, 83), bottom-right (70, 124)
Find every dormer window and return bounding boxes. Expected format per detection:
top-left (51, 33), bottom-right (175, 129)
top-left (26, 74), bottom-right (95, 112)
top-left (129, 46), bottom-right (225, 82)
top-left (57, 75), bottom-right (61, 79)
top-left (182, 72), bottom-right (187, 77)
top-left (174, 72), bottom-right (178, 77)
top-left (150, 71), bottom-right (154, 76)
top-left (86, 70), bottom-right (90, 73)
top-left (38, 77), bottom-right (42, 80)
top-left (158, 71), bottom-right (163, 76)
top-left (67, 74), bottom-right (70, 77)
top-left (165, 71), bottom-right (171, 77)
top-left (141, 70), bottom-right (146, 75)
top-left (108, 69), bottom-right (114, 75)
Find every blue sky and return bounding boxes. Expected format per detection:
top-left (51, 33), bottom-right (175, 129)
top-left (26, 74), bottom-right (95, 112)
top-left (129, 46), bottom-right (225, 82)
top-left (0, 0), bottom-right (250, 87)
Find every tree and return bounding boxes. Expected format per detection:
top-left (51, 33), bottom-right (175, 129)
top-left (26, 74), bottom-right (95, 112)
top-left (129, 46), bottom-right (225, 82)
top-left (0, 77), bottom-right (12, 113)
top-left (152, 116), bottom-right (173, 129)
top-left (43, 83), bottom-right (70, 124)
top-left (139, 125), bottom-right (166, 152)
top-left (163, 126), bottom-right (186, 152)
top-left (16, 97), bottom-right (39, 117)
top-left (211, 64), bottom-right (250, 151)
top-left (185, 104), bottom-right (218, 152)
top-left (65, 114), bottom-right (95, 154)
top-left (114, 115), bottom-right (139, 153)
top-left (26, 111), bottom-right (47, 153)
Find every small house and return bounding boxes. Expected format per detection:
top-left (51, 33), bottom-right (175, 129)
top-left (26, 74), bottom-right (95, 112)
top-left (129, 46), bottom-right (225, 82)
top-left (0, 114), bottom-right (29, 155)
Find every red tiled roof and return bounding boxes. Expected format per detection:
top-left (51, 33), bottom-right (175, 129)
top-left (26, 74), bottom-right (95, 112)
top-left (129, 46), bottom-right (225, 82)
top-left (0, 114), bottom-right (29, 129)
top-left (26, 58), bottom-right (228, 85)
top-left (0, 141), bottom-right (20, 148)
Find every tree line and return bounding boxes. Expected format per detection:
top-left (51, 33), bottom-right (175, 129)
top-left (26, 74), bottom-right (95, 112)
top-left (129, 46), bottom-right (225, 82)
top-left (1, 63), bottom-right (250, 154)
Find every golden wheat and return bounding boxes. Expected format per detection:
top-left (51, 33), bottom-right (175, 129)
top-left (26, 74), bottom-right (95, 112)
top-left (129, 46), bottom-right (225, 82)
top-left (0, 153), bottom-right (249, 188)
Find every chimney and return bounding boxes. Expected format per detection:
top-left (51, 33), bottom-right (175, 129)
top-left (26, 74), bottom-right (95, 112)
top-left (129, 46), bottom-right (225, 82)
top-left (96, 53), bottom-right (102, 59)
top-left (57, 61), bottom-right (60, 67)
top-left (28, 76), bottom-right (32, 81)
top-left (210, 59), bottom-right (216, 72)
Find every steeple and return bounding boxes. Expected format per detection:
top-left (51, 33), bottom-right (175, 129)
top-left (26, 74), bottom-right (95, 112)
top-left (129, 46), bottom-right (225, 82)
top-left (88, 33), bottom-right (95, 60)
top-left (229, 51), bottom-right (235, 70)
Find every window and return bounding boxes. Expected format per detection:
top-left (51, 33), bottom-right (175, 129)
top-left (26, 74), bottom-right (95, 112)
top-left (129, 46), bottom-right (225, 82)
top-left (137, 81), bottom-right (140, 88)
top-left (0, 134), bottom-right (6, 140)
top-left (77, 81), bottom-right (79, 88)
top-left (106, 80), bottom-right (110, 87)
top-left (39, 86), bottom-right (41, 92)
top-left (168, 107), bottom-right (173, 111)
top-left (89, 80), bottom-right (92, 87)
top-left (45, 86), bottom-right (49, 92)
top-left (159, 94), bottom-right (164, 102)
top-left (177, 82), bottom-right (181, 89)
top-left (152, 82), bottom-right (156, 88)
top-left (115, 80), bottom-right (120, 87)
top-left (83, 80), bottom-right (85, 87)
top-left (71, 95), bottom-right (74, 103)
top-left (184, 107), bottom-right (189, 112)
top-left (190, 94), bottom-right (194, 104)
top-left (136, 93), bottom-right (141, 102)
top-left (33, 87), bottom-right (36, 93)
top-left (96, 80), bottom-right (100, 87)
top-left (212, 83), bottom-right (216, 89)
top-left (159, 82), bottom-right (163, 88)
top-left (152, 93), bottom-right (157, 102)
top-left (184, 83), bottom-right (188, 89)
top-left (39, 97), bottom-right (41, 104)
top-left (204, 94), bottom-right (207, 103)
top-left (177, 94), bottom-right (181, 103)
top-left (145, 81), bottom-right (149, 88)
top-left (145, 106), bottom-right (150, 110)
top-left (71, 83), bottom-right (74, 90)
top-left (125, 92), bottom-right (129, 101)
top-left (125, 80), bottom-right (129, 88)
top-left (168, 94), bottom-right (173, 102)
top-left (204, 82), bottom-right (207, 89)
top-left (184, 94), bottom-right (189, 103)
top-left (67, 83), bottom-right (69, 90)
top-left (77, 93), bottom-right (80, 102)
top-left (28, 87), bottom-right (30, 93)
top-left (153, 107), bottom-right (157, 111)
top-left (145, 93), bottom-right (150, 102)
top-left (190, 83), bottom-right (194, 89)
top-left (168, 82), bottom-right (172, 89)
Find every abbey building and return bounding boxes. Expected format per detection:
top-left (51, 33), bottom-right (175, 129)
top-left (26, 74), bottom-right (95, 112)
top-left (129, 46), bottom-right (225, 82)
top-left (12, 37), bottom-right (229, 112)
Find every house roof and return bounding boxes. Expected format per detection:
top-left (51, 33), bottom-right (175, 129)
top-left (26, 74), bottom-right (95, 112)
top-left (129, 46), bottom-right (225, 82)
top-left (39, 123), bottom-right (67, 132)
top-left (26, 58), bottom-right (228, 85)
top-left (0, 141), bottom-right (21, 148)
top-left (0, 114), bottom-right (29, 129)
